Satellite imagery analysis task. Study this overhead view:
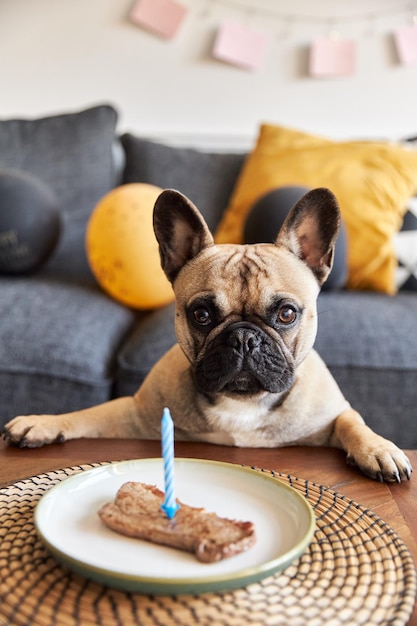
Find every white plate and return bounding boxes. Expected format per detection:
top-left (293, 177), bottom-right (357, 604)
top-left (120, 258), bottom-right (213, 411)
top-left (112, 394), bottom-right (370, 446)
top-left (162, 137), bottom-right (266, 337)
top-left (34, 458), bottom-right (315, 595)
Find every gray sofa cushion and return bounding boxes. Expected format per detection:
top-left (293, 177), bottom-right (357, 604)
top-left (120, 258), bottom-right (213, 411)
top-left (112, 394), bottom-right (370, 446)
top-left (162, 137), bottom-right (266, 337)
top-left (0, 278), bottom-right (137, 426)
top-left (316, 291), bottom-right (417, 448)
top-left (115, 303), bottom-right (177, 397)
top-left (0, 105), bottom-right (119, 279)
top-left (121, 134), bottom-right (245, 232)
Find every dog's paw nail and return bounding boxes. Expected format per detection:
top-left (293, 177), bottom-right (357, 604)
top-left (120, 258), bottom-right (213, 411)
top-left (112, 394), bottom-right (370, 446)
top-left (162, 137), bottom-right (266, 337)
top-left (393, 471), bottom-right (401, 484)
top-left (346, 455), bottom-right (357, 468)
top-left (405, 466), bottom-right (412, 480)
top-left (376, 471), bottom-right (384, 483)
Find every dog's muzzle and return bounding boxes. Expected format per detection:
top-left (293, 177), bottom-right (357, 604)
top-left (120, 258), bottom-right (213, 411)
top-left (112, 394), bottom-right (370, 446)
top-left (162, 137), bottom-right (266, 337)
top-left (193, 322), bottom-right (295, 396)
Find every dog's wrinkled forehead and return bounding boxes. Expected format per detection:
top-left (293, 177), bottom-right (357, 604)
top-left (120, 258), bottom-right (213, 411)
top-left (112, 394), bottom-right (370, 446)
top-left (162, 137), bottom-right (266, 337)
top-left (175, 242), bottom-right (319, 312)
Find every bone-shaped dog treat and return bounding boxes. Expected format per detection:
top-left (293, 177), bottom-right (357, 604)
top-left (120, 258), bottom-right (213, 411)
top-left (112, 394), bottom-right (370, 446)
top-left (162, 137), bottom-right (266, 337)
top-left (98, 481), bottom-right (256, 563)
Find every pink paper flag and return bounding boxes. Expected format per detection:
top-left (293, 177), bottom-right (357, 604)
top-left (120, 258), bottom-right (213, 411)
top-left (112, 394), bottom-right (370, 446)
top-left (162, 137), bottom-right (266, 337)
top-left (394, 25), bottom-right (417, 65)
top-left (309, 37), bottom-right (356, 77)
top-left (129, 0), bottom-right (188, 40)
top-left (212, 21), bottom-right (267, 71)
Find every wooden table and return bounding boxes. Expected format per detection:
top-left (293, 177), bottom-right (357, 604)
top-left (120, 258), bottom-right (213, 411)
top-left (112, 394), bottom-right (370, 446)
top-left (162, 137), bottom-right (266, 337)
top-left (0, 439), bottom-right (416, 624)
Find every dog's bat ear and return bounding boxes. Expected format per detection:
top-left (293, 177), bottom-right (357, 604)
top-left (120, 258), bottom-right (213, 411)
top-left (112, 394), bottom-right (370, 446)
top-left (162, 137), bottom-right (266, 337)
top-left (153, 189), bottom-right (214, 283)
top-left (276, 187), bottom-right (341, 286)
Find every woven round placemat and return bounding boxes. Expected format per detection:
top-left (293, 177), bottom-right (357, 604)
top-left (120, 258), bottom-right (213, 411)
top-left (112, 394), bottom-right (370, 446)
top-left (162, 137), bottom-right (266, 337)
top-left (0, 463), bottom-right (415, 626)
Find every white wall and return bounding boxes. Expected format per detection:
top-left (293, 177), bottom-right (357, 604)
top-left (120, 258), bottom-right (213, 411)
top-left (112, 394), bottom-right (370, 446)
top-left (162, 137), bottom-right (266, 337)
top-left (1, 0), bottom-right (416, 148)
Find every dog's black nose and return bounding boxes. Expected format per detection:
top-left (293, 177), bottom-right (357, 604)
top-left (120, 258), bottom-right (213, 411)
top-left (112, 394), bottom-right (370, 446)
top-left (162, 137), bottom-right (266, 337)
top-left (228, 327), bottom-right (261, 355)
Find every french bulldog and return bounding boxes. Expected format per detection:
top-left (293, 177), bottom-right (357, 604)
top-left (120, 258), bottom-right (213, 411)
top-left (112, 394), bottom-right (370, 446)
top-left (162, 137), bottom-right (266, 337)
top-left (3, 188), bottom-right (412, 483)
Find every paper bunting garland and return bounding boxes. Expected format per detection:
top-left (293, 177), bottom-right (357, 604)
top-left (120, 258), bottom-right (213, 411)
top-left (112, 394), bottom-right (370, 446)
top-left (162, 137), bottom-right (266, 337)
top-left (212, 21), bottom-right (268, 71)
top-left (129, 0), bottom-right (188, 40)
top-left (309, 37), bottom-right (356, 77)
top-left (394, 25), bottom-right (417, 65)
top-left (128, 0), bottom-right (417, 75)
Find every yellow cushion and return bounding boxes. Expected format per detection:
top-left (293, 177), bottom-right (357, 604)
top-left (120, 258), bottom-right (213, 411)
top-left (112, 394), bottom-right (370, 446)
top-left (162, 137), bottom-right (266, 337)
top-left (215, 124), bottom-right (417, 294)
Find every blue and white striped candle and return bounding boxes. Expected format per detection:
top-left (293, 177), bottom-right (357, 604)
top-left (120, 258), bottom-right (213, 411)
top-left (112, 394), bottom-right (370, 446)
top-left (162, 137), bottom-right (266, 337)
top-left (160, 407), bottom-right (180, 520)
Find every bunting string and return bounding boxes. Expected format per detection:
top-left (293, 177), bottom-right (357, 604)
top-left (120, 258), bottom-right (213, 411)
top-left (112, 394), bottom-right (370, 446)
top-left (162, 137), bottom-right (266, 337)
top-left (203, 0), bottom-right (417, 25)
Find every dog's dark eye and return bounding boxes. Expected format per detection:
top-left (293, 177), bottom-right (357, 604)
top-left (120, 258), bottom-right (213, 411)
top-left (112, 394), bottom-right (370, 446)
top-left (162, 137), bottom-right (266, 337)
top-left (277, 305), bottom-right (297, 325)
top-left (193, 307), bottom-right (212, 326)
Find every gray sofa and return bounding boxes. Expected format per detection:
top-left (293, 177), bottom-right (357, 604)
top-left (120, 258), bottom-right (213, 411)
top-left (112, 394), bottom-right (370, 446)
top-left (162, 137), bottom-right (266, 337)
top-left (1, 104), bottom-right (416, 448)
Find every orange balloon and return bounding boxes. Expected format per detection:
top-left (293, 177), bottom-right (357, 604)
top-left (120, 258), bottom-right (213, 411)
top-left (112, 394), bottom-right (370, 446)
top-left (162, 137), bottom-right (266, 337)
top-left (86, 183), bottom-right (174, 309)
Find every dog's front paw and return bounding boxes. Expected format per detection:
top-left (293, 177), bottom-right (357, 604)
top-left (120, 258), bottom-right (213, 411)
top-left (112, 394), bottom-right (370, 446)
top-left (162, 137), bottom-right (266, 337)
top-left (346, 439), bottom-right (412, 483)
top-left (2, 415), bottom-right (66, 448)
